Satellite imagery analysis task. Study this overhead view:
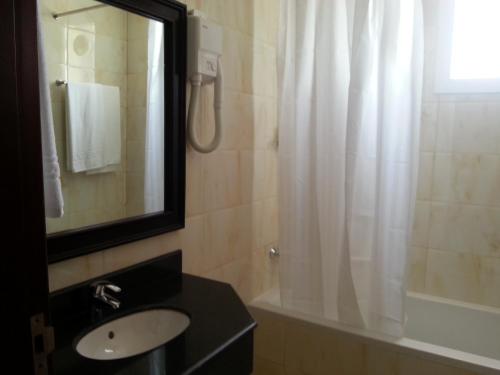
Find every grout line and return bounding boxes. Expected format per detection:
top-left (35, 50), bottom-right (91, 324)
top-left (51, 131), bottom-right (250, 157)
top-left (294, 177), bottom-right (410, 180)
top-left (430, 151), bottom-right (500, 157)
top-left (417, 199), bottom-right (500, 210)
top-left (426, 248), bottom-right (500, 260)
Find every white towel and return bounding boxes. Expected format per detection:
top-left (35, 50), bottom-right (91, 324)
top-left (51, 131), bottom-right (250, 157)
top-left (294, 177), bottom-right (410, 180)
top-left (66, 82), bottom-right (121, 173)
top-left (37, 0), bottom-right (64, 218)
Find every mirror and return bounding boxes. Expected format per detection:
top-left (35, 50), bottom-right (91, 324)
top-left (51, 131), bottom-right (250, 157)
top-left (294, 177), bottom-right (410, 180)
top-left (40, 0), bottom-right (186, 262)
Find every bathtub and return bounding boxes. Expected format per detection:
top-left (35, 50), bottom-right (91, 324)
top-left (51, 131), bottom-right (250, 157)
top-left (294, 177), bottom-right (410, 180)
top-left (250, 289), bottom-right (500, 374)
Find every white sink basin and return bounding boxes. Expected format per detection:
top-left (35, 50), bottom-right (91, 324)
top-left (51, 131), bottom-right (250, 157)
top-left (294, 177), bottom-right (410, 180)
top-left (75, 308), bottom-right (190, 360)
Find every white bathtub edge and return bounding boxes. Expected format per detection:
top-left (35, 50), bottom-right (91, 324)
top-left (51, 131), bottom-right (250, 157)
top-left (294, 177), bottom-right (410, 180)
top-left (407, 291), bottom-right (500, 316)
top-left (250, 292), bottom-right (500, 375)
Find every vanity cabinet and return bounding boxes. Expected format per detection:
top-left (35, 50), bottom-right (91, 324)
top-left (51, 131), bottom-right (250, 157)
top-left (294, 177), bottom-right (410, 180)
top-left (48, 251), bottom-right (256, 375)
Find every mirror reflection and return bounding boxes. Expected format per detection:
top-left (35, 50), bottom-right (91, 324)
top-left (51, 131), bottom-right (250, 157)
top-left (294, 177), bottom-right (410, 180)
top-left (40, 0), bottom-right (165, 234)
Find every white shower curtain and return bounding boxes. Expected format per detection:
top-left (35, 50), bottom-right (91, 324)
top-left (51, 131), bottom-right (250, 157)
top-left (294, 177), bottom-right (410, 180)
top-left (145, 20), bottom-right (165, 214)
top-left (37, 0), bottom-right (64, 218)
top-left (278, 0), bottom-right (423, 337)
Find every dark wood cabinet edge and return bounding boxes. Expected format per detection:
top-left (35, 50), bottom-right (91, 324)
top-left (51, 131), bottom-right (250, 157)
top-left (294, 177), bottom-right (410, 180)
top-left (1, 0), bottom-right (51, 372)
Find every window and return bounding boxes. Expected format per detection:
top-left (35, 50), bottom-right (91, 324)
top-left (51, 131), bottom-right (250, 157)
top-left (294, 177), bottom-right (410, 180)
top-left (436, 0), bottom-right (500, 93)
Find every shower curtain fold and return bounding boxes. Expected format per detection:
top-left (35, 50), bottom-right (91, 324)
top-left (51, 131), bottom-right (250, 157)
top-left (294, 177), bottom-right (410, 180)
top-left (37, 1), bottom-right (64, 218)
top-left (278, 0), bottom-right (423, 337)
top-left (145, 20), bottom-right (165, 214)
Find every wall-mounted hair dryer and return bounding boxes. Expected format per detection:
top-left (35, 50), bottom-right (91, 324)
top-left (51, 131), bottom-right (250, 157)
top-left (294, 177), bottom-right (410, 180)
top-left (187, 11), bottom-right (223, 153)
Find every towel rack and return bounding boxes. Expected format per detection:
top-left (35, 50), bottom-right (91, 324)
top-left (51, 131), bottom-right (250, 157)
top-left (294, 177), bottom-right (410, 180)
top-left (52, 4), bottom-right (108, 20)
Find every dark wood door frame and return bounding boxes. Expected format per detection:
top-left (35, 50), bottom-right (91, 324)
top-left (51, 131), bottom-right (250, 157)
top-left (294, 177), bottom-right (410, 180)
top-left (1, 0), bottom-right (50, 373)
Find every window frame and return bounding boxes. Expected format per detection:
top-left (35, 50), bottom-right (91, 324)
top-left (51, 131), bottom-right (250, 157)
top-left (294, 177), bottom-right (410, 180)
top-left (435, 0), bottom-right (500, 93)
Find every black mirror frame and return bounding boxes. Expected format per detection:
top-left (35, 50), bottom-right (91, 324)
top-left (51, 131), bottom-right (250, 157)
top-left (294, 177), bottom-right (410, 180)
top-left (47, 0), bottom-right (186, 263)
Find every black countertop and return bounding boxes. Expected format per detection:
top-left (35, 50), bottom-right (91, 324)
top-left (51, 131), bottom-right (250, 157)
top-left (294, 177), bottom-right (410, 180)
top-left (49, 251), bottom-right (256, 375)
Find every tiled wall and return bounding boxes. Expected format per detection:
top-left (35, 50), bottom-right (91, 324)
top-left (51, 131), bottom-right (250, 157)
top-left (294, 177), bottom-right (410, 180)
top-left (42, 0), bottom-right (129, 233)
top-left (409, 0), bottom-right (500, 308)
top-left (48, 0), bottom-right (280, 304)
top-left (250, 307), bottom-right (481, 375)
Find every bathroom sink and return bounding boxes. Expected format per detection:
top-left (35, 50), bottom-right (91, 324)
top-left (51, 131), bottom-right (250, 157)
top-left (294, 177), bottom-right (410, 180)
top-left (75, 308), bottom-right (190, 360)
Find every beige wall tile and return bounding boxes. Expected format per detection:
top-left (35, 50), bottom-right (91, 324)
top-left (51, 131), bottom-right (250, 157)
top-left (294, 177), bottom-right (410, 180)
top-left (49, 252), bottom-right (104, 291)
top-left (252, 42), bottom-right (277, 97)
top-left (217, 257), bottom-right (255, 302)
top-left (240, 150), bottom-right (278, 203)
top-left (283, 323), bottom-right (328, 375)
top-left (202, 151), bottom-right (241, 211)
top-left (185, 150), bottom-right (205, 217)
top-left (42, 0), bottom-right (70, 14)
top-left (46, 216), bottom-right (71, 233)
top-left (411, 201), bottom-right (431, 248)
top-left (43, 21), bottom-right (67, 65)
top-left (417, 152), bottom-right (434, 200)
top-left (125, 172), bottom-right (144, 197)
top-left (302, 327), bottom-right (367, 375)
top-left (93, 7), bottom-right (127, 39)
top-left (70, 179), bottom-right (98, 212)
top-left (425, 249), bottom-right (481, 304)
top-left (126, 107), bottom-right (147, 142)
top-left (222, 29), bottom-right (254, 93)
top-left (421, 50), bottom-right (437, 103)
top-left (478, 256), bottom-right (500, 307)
top-left (127, 73), bottom-right (147, 107)
top-left (127, 13), bottom-right (149, 41)
top-left (428, 203), bottom-right (500, 257)
top-left (70, 0), bottom-right (100, 10)
top-left (252, 0), bottom-right (280, 46)
top-left (65, 11), bottom-right (97, 34)
top-left (420, 103), bottom-right (438, 152)
top-left (220, 91), bottom-right (254, 150)
top-left (407, 247), bottom-right (427, 293)
top-left (398, 352), bottom-right (478, 375)
top-left (252, 308), bottom-right (286, 364)
top-left (250, 248), bottom-right (280, 296)
top-left (68, 66), bottom-right (95, 83)
top-left (432, 153), bottom-right (500, 207)
top-left (365, 344), bottom-right (399, 375)
top-left (253, 357), bottom-right (285, 375)
top-left (205, 205), bottom-right (252, 268)
top-left (196, 248), bottom-right (275, 305)
top-left (179, 215), bottom-right (207, 275)
top-left (102, 234), bottom-right (178, 274)
top-left (435, 102), bottom-right (455, 153)
top-left (221, 0), bottom-right (255, 36)
top-left (125, 141), bottom-right (145, 173)
top-left (436, 102), bottom-right (499, 154)
top-left (95, 35), bottom-right (126, 73)
top-left (127, 39), bottom-right (148, 75)
top-left (261, 197), bottom-right (279, 247)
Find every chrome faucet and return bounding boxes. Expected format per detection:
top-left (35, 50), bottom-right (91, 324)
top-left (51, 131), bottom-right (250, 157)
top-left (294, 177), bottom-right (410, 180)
top-left (91, 281), bottom-right (121, 309)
